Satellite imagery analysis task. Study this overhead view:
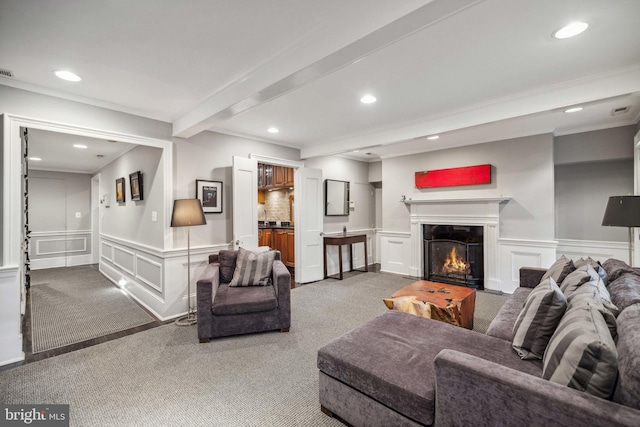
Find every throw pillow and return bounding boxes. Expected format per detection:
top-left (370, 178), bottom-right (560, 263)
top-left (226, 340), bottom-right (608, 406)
top-left (558, 265), bottom-right (593, 297)
top-left (228, 247), bottom-right (276, 287)
top-left (512, 277), bottom-right (567, 360)
top-left (569, 275), bottom-right (620, 319)
top-left (612, 304), bottom-right (640, 410)
top-left (541, 255), bottom-right (575, 285)
top-left (543, 296), bottom-right (618, 399)
top-left (218, 250), bottom-right (238, 283)
top-left (575, 257), bottom-right (608, 285)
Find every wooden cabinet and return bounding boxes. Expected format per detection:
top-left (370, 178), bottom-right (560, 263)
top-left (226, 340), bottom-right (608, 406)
top-left (258, 228), bottom-right (273, 248)
top-left (258, 163), bottom-right (294, 189)
top-left (272, 228), bottom-right (295, 267)
top-left (285, 167), bottom-right (294, 186)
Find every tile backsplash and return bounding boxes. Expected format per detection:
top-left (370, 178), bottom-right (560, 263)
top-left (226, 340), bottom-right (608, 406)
top-left (258, 189), bottom-right (293, 222)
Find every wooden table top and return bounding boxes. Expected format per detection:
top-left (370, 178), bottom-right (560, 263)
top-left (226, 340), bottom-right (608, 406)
top-left (391, 280), bottom-right (476, 308)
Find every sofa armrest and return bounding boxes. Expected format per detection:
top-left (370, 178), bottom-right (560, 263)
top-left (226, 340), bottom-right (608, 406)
top-left (196, 263), bottom-right (220, 340)
top-left (434, 349), bottom-right (640, 427)
top-left (272, 259), bottom-right (291, 327)
top-left (519, 267), bottom-right (546, 288)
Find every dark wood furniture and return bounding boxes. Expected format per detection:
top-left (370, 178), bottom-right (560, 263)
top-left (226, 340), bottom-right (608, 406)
top-left (323, 234), bottom-right (368, 280)
top-left (389, 280), bottom-right (476, 329)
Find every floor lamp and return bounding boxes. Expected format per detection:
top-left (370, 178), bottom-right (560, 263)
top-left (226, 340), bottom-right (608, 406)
top-left (602, 196), bottom-right (640, 266)
top-left (171, 199), bottom-right (207, 326)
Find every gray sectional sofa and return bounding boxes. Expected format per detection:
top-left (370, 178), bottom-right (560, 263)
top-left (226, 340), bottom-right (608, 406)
top-left (317, 258), bottom-right (640, 426)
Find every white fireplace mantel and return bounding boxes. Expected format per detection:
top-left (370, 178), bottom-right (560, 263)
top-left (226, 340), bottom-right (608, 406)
top-left (406, 196), bottom-right (512, 291)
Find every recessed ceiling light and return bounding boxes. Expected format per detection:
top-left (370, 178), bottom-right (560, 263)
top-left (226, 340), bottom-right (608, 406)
top-left (73, 144), bottom-right (88, 149)
top-left (553, 22), bottom-right (588, 39)
top-left (29, 157), bottom-right (42, 161)
top-left (267, 127), bottom-right (279, 134)
top-left (427, 135), bottom-right (440, 140)
top-left (564, 107), bottom-right (584, 113)
top-left (360, 94), bottom-right (377, 104)
top-left (54, 70), bottom-right (82, 82)
top-left (353, 149), bottom-right (360, 153)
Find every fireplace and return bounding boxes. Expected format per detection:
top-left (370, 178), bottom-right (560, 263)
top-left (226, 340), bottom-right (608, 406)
top-left (423, 224), bottom-right (484, 289)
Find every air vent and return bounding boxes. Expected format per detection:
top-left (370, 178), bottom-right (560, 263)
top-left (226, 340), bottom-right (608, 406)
top-left (0, 68), bottom-right (14, 78)
top-left (611, 106), bottom-right (630, 116)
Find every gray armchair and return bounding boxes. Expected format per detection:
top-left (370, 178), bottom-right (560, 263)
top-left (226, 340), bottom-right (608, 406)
top-left (196, 249), bottom-right (291, 343)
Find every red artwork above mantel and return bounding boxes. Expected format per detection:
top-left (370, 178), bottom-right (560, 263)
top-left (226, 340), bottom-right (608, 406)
top-left (415, 164), bottom-right (491, 189)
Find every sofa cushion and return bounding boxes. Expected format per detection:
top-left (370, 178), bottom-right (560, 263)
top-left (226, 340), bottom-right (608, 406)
top-left (218, 250), bottom-right (238, 283)
top-left (485, 287), bottom-right (532, 341)
top-left (613, 304), bottom-right (640, 410)
top-left (512, 278), bottom-right (567, 360)
top-left (229, 247), bottom-right (276, 287)
top-left (569, 276), bottom-right (619, 319)
top-left (212, 283), bottom-right (277, 315)
top-left (543, 296), bottom-right (618, 399)
top-left (574, 257), bottom-right (608, 284)
top-left (607, 272), bottom-right (640, 313)
top-left (558, 265), bottom-right (593, 297)
top-left (317, 310), bottom-right (542, 426)
top-left (602, 258), bottom-right (639, 283)
top-left (541, 255), bottom-right (575, 285)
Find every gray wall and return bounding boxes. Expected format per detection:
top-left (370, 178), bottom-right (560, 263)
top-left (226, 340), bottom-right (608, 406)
top-left (175, 131), bottom-right (301, 248)
top-left (305, 156), bottom-right (375, 233)
top-left (555, 125), bottom-right (635, 165)
top-left (29, 170), bottom-right (92, 232)
top-left (382, 134), bottom-right (555, 240)
top-left (100, 145), bottom-right (165, 248)
top-left (554, 126), bottom-right (636, 242)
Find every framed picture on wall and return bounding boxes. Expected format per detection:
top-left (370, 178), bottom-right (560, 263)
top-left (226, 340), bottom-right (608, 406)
top-left (116, 177), bottom-right (126, 203)
top-left (130, 171), bottom-right (143, 201)
top-left (196, 180), bottom-right (223, 213)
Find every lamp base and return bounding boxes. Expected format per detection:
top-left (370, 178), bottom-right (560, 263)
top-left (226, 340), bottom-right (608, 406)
top-left (175, 313), bottom-right (197, 326)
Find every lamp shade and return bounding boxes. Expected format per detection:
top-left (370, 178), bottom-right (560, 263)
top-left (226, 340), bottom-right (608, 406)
top-left (602, 196), bottom-right (640, 227)
top-left (171, 199), bottom-right (207, 227)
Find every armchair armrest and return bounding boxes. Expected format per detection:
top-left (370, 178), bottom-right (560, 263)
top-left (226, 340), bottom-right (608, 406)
top-left (519, 267), bottom-right (546, 288)
top-left (196, 263), bottom-right (220, 340)
top-left (271, 259), bottom-right (291, 328)
top-left (434, 349), bottom-right (640, 427)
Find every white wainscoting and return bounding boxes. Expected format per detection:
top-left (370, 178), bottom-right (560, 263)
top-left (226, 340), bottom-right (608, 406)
top-left (323, 229), bottom-right (375, 277)
top-left (0, 266), bottom-right (24, 367)
top-left (556, 239), bottom-right (629, 264)
top-left (30, 230), bottom-right (93, 270)
top-left (379, 231), bottom-right (412, 276)
top-left (498, 238), bottom-right (558, 294)
top-left (99, 234), bottom-right (231, 321)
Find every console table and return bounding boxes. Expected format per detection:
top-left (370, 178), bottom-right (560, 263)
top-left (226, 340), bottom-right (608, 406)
top-left (323, 234), bottom-right (368, 280)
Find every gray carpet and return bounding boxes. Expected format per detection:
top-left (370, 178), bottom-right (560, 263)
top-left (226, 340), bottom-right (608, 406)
top-left (30, 265), bottom-right (156, 353)
top-left (3, 272), bottom-right (507, 426)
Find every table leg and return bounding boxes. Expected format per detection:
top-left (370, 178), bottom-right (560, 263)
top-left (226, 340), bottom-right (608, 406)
top-left (338, 244), bottom-right (343, 280)
top-left (323, 240), bottom-right (327, 279)
top-left (364, 239), bottom-right (368, 272)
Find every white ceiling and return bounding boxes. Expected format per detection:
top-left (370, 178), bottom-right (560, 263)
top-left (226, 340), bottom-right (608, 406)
top-left (1, 0), bottom-right (639, 168)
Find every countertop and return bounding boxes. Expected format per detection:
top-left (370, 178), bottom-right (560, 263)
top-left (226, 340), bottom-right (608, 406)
top-left (258, 224), bottom-right (294, 230)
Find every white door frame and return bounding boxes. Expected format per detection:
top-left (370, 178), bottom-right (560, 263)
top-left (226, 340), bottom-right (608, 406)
top-left (1, 113), bottom-right (173, 366)
top-left (91, 174), bottom-right (101, 264)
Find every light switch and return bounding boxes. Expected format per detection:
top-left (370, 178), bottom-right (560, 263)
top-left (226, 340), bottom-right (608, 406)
top-left (75, 212), bottom-right (81, 218)
top-left (151, 211), bottom-right (157, 222)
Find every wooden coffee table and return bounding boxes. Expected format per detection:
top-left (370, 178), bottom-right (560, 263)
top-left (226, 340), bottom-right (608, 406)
top-left (388, 280), bottom-right (476, 329)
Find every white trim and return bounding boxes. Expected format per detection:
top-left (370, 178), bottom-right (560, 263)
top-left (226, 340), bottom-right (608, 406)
top-left (498, 238), bottom-right (558, 248)
top-left (101, 234), bottom-right (164, 258)
top-left (113, 246), bottom-right (136, 276)
top-left (249, 153), bottom-right (304, 168)
top-left (162, 242), bottom-right (231, 258)
top-left (35, 237), bottom-right (87, 256)
top-left (377, 230), bottom-right (411, 238)
top-left (101, 241), bottom-right (114, 263)
top-left (30, 254), bottom-right (94, 270)
top-left (134, 254), bottom-right (163, 292)
top-left (30, 230), bottom-right (91, 237)
top-left (556, 238), bottom-right (629, 263)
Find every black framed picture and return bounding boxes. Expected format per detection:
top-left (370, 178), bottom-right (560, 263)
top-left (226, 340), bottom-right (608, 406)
top-left (115, 177), bottom-right (126, 203)
top-left (130, 171), bottom-right (143, 201)
top-left (196, 180), bottom-right (222, 213)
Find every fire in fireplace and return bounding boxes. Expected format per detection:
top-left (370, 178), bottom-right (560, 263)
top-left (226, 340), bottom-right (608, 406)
top-left (423, 224), bottom-right (484, 289)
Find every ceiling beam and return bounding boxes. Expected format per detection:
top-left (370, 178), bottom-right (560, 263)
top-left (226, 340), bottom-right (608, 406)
top-left (172, 0), bottom-right (483, 139)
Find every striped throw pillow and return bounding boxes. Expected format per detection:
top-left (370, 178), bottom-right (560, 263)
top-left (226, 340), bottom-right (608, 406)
top-left (543, 297), bottom-right (618, 399)
top-left (559, 265), bottom-right (596, 297)
top-left (228, 247), bottom-right (276, 287)
top-left (512, 277), bottom-right (567, 360)
top-left (541, 255), bottom-right (575, 285)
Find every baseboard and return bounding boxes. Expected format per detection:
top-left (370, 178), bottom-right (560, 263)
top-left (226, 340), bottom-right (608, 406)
top-left (30, 254), bottom-right (94, 270)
